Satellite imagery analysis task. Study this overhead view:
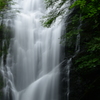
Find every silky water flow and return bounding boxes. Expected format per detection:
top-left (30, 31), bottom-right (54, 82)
top-left (0, 0), bottom-right (70, 100)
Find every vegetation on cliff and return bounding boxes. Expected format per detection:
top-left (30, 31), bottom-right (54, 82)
top-left (0, 0), bottom-right (14, 99)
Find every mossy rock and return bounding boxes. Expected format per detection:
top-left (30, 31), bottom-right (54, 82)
top-left (0, 73), bottom-right (3, 89)
top-left (0, 73), bottom-right (4, 100)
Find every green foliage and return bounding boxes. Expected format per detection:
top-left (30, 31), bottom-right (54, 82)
top-left (67, 0), bottom-right (100, 69)
top-left (61, 29), bottom-right (82, 44)
top-left (70, 0), bottom-right (86, 9)
top-left (75, 36), bottom-right (100, 69)
top-left (45, 0), bottom-right (67, 8)
top-left (0, 0), bottom-right (15, 58)
top-left (42, 0), bottom-right (69, 27)
top-left (61, 13), bottom-right (82, 45)
top-left (0, 0), bottom-right (16, 19)
top-left (75, 54), bottom-right (100, 69)
top-left (44, 0), bottom-right (53, 8)
top-left (70, 0), bottom-right (100, 18)
top-left (87, 37), bottom-right (100, 52)
top-left (0, 0), bottom-right (12, 10)
top-left (41, 11), bottom-right (60, 27)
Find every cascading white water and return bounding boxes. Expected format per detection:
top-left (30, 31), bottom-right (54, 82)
top-left (0, 0), bottom-right (67, 100)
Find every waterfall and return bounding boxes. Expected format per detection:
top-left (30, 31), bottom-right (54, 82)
top-left (66, 14), bottom-right (81, 100)
top-left (66, 58), bottom-right (72, 100)
top-left (0, 0), bottom-right (66, 100)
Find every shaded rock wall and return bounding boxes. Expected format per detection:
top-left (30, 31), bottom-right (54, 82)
top-left (60, 2), bottom-right (100, 100)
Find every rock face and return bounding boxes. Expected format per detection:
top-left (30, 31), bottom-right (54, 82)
top-left (0, 73), bottom-right (3, 100)
top-left (60, 3), bottom-right (100, 100)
